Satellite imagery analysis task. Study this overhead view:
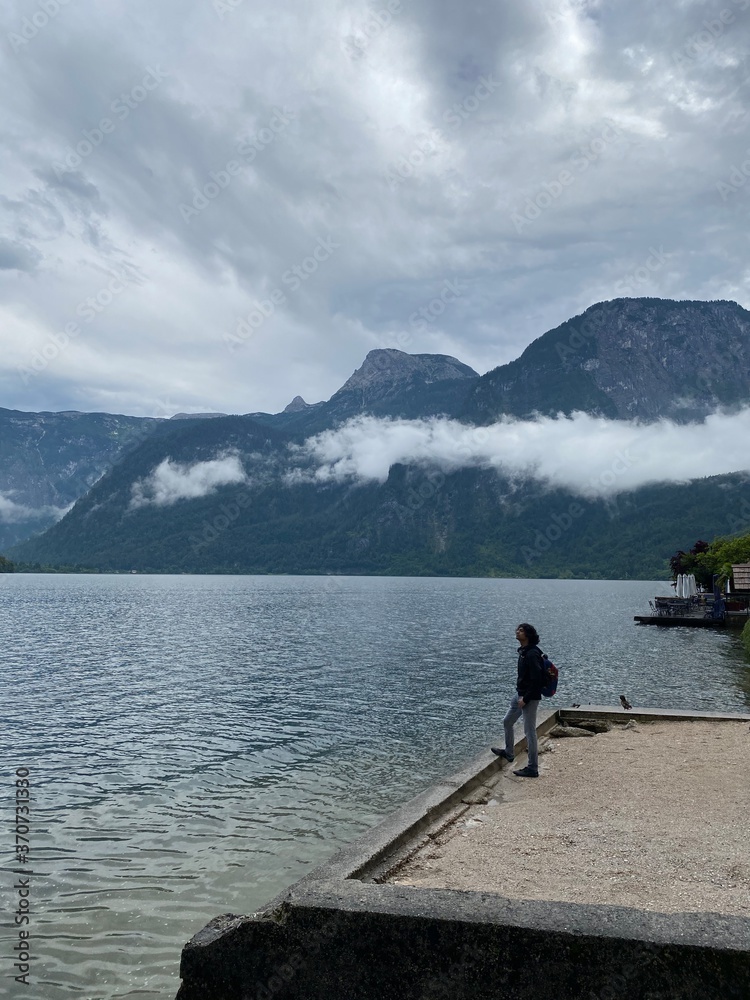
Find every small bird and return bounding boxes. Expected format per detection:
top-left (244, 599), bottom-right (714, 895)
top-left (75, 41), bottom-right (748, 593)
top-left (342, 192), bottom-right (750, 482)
top-left (619, 694), bottom-right (632, 711)
top-left (571, 703), bottom-right (581, 708)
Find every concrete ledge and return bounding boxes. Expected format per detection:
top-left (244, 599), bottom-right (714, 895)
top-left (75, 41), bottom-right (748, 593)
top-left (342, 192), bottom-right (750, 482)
top-left (559, 705), bottom-right (750, 724)
top-left (252, 707), bottom-right (558, 897)
top-left (176, 707), bottom-right (750, 1000)
top-left (178, 883), bottom-right (750, 1000)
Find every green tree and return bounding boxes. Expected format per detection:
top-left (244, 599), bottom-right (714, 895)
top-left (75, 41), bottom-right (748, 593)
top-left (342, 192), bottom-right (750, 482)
top-left (692, 533), bottom-right (750, 586)
top-left (742, 619), bottom-right (750, 659)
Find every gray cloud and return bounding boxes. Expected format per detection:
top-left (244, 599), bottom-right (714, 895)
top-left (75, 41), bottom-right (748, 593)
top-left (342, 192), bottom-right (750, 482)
top-left (0, 0), bottom-right (748, 417)
top-left (0, 237), bottom-right (41, 271)
top-left (130, 454), bottom-right (247, 508)
top-left (295, 409), bottom-right (750, 497)
top-left (0, 492), bottom-right (69, 523)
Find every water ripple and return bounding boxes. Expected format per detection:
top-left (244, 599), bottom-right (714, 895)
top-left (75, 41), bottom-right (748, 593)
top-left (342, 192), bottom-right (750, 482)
top-left (1, 573), bottom-right (747, 998)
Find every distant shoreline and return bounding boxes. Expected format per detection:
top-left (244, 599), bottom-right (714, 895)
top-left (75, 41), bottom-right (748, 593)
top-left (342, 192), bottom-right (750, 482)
top-left (5, 565), bottom-right (670, 582)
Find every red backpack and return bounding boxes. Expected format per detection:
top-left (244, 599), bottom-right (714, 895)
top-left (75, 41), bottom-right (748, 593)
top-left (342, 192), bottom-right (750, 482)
top-left (541, 654), bottom-right (559, 698)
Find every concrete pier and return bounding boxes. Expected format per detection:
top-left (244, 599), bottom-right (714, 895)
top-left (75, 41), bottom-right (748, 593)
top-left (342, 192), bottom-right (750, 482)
top-left (175, 707), bottom-right (750, 1000)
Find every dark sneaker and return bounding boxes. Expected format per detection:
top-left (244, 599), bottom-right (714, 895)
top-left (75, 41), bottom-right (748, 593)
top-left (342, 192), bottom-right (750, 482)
top-left (513, 766), bottom-right (539, 778)
top-left (491, 748), bottom-right (514, 762)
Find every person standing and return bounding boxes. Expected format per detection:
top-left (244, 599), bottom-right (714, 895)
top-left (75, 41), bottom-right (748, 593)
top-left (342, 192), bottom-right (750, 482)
top-left (491, 623), bottom-right (544, 778)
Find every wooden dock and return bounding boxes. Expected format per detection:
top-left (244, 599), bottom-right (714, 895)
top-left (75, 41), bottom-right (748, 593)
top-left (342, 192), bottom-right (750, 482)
top-left (634, 614), bottom-right (725, 628)
top-left (635, 611), bottom-right (748, 628)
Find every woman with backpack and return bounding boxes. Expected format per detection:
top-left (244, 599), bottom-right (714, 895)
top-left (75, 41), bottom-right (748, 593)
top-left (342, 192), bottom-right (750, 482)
top-left (491, 622), bottom-right (545, 778)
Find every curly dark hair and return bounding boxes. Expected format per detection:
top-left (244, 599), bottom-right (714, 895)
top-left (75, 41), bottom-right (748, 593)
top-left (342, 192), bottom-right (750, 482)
top-left (517, 622), bottom-right (540, 646)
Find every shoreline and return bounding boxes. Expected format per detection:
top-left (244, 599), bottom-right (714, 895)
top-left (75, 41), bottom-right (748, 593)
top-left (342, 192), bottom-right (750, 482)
top-left (176, 706), bottom-right (750, 1000)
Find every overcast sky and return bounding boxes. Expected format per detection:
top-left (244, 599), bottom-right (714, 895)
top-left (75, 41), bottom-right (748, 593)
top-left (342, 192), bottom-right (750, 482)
top-left (1, 0), bottom-right (749, 418)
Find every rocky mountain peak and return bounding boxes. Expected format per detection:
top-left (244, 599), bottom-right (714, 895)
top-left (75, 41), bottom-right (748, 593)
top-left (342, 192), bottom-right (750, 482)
top-left (170, 412), bottom-right (228, 420)
top-left (334, 349), bottom-right (478, 400)
top-left (283, 395), bottom-right (311, 413)
top-left (561, 298), bottom-right (750, 419)
top-left (465, 297), bottom-right (750, 424)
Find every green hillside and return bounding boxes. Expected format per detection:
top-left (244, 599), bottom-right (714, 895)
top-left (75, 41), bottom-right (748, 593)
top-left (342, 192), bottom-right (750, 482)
top-left (10, 410), bottom-right (750, 580)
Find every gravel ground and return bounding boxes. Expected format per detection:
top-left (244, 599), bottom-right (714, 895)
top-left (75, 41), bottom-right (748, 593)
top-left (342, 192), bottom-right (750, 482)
top-left (388, 720), bottom-right (750, 916)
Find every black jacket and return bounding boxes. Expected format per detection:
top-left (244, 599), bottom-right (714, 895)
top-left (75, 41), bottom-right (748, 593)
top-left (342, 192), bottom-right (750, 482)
top-left (516, 644), bottom-right (544, 702)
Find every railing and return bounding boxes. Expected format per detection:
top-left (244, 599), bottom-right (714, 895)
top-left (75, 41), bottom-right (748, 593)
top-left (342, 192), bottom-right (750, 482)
top-left (652, 596), bottom-right (714, 618)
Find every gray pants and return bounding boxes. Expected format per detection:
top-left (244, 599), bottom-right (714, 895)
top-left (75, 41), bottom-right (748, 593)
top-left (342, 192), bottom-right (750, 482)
top-left (503, 694), bottom-right (540, 770)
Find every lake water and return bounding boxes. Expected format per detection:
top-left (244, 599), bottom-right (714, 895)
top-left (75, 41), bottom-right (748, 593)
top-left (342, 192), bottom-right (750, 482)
top-left (1, 573), bottom-right (748, 999)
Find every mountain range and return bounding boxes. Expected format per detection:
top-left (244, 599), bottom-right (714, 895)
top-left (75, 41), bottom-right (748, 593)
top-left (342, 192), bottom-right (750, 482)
top-left (5, 297), bottom-right (750, 577)
top-left (0, 408), bottom-right (162, 551)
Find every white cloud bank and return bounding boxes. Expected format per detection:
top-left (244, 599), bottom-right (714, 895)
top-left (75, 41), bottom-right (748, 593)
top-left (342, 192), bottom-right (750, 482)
top-left (130, 454), bottom-right (247, 508)
top-left (296, 410), bottom-right (750, 498)
top-left (0, 494), bottom-right (69, 524)
top-left (0, 494), bottom-right (36, 524)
